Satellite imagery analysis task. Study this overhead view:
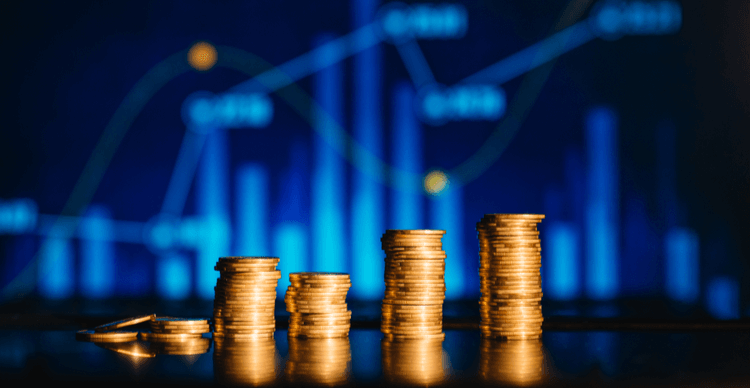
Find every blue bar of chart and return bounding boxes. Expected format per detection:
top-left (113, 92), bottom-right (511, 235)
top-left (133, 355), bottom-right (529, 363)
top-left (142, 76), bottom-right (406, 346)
top-left (37, 232), bottom-right (74, 299)
top-left (236, 163), bottom-right (269, 255)
top-left (156, 253), bottom-right (191, 300)
top-left (706, 277), bottom-right (739, 319)
top-left (584, 107), bottom-right (619, 300)
top-left (391, 81), bottom-right (423, 229)
top-left (545, 222), bottom-right (580, 300)
top-left (665, 227), bottom-right (699, 303)
top-left (197, 127), bottom-right (231, 299)
top-left (350, 0), bottom-right (384, 300)
top-left (429, 177), bottom-right (466, 299)
top-left (311, 34), bottom-right (347, 273)
top-left (80, 205), bottom-right (114, 299)
top-left (274, 222), bottom-right (308, 296)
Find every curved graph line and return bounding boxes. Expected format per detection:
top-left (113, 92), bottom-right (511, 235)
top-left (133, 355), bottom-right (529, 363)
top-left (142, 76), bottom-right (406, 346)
top-left (3, 0), bottom-right (591, 299)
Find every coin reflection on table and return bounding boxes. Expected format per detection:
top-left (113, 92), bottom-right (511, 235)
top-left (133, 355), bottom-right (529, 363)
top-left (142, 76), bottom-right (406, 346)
top-left (95, 341), bottom-right (156, 358)
top-left (214, 337), bottom-right (278, 386)
top-left (148, 337), bottom-right (211, 355)
top-left (480, 339), bottom-right (545, 386)
top-left (286, 337), bottom-right (351, 386)
top-left (382, 337), bottom-right (445, 386)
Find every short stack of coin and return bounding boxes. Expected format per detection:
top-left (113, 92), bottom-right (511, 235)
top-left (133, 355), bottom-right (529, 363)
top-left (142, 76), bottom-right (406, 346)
top-left (286, 337), bottom-right (351, 386)
top-left (381, 229), bottom-right (446, 340)
top-left (214, 337), bottom-right (277, 386)
top-left (141, 317), bottom-right (210, 342)
top-left (477, 214), bottom-right (545, 340)
top-left (213, 256), bottom-right (281, 339)
top-left (285, 272), bottom-right (351, 338)
top-left (382, 338), bottom-right (445, 385)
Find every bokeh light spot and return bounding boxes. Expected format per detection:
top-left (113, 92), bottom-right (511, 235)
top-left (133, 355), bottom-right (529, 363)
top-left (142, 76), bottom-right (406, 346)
top-left (424, 170), bottom-right (449, 194)
top-left (188, 42), bottom-right (218, 71)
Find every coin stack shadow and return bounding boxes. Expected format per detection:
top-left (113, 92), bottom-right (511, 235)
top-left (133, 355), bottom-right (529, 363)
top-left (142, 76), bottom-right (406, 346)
top-left (382, 337), bottom-right (445, 386)
top-left (381, 229), bottom-right (447, 340)
top-left (213, 256), bottom-right (281, 340)
top-left (214, 336), bottom-right (278, 386)
top-left (477, 214), bottom-right (545, 340)
top-left (285, 337), bottom-right (351, 386)
top-left (479, 339), bottom-right (545, 386)
top-left (285, 272), bottom-right (352, 338)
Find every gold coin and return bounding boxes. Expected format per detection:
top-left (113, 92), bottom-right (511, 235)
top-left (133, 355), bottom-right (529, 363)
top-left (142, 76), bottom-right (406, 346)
top-left (151, 328), bottom-right (211, 334)
top-left (384, 229), bottom-right (446, 235)
top-left (94, 314), bottom-right (155, 333)
top-left (219, 256), bottom-right (280, 262)
top-left (152, 317), bottom-right (210, 325)
top-left (76, 330), bottom-right (138, 343)
top-left (139, 332), bottom-right (205, 341)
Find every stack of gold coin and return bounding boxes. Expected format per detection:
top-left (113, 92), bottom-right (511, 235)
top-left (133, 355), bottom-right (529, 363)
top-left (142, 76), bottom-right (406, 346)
top-left (213, 256), bottom-right (281, 339)
top-left (285, 272), bottom-right (351, 338)
top-left (285, 337), bottom-right (351, 386)
top-left (477, 214), bottom-right (545, 340)
top-left (144, 317), bottom-right (210, 341)
top-left (382, 338), bottom-right (445, 386)
top-left (381, 229), bottom-right (446, 340)
top-left (479, 339), bottom-right (545, 386)
top-left (214, 337), bottom-right (277, 386)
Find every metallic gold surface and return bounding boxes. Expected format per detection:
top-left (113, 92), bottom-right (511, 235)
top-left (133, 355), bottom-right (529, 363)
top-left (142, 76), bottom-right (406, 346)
top-left (213, 256), bottom-right (280, 339)
top-left (286, 272), bottom-right (351, 339)
top-left (94, 314), bottom-right (156, 333)
top-left (214, 336), bottom-right (278, 386)
top-left (477, 214), bottom-right (545, 340)
top-left (286, 337), bottom-right (351, 386)
top-left (381, 229), bottom-right (446, 340)
top-left (382, 337), bottom-right (446, 386)
top-left (480, 339), bottom-right (545, 386)
top-left (75, 329), bottom-right (139, 343)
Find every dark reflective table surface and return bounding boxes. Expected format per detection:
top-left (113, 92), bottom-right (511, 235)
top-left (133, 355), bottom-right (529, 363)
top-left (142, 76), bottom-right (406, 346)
top-left (3, 326), bottom-right (750, 386)
top-left (2, 300), bottom-right (750, 387)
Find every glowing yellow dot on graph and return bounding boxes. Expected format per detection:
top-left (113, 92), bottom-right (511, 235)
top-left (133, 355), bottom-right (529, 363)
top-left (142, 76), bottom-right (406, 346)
top-left (188, 42), bottom-right (217, 71)
top-left (424, 170), bottom-right (449, 195)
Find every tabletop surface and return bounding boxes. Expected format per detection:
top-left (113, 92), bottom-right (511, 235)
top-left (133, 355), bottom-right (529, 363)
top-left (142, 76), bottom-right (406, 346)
top-left (2, 301), bottom-right (750, 387)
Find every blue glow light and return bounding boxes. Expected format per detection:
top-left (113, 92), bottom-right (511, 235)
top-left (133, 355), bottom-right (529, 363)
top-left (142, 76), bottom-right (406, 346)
top-left (0, 199), bottom-right (38, 234)
top-left (311, 34), bottom-right (347, 273)
top-left (378, 3), bottom-right (468, 43)
top-left (590, 1), bottom-right (682, 40)
top-left (392, 82), bottom-right (423, 229)
top-left (351, 0), bottom-right (385, 300)
top-left (80, 205), bottom-right (115, 299)
top-left (274, 222), bottom-right (308, 297)
top-left (156, 253), bottom-right (191, 300)
top-left (585, 106), bottom-right (619, 300)
top-left (419, 84), bottom-right (505, 125)
top-left (196, 129), bottom-right (231, 299)
top-left (706, 277), bottom-right (739, 320)
top-left (665, 227), bottom-right (699, 303)
top-left (236, 163), bottom-right (270, 255)
top-left (429, 177), bottom-right (465, 299)
top-left (545, 222), bottom-right (580, 300)
top-left (182, 91), bottom-right (273, 129)
top-left (37, 233), bottom-right (74, 299)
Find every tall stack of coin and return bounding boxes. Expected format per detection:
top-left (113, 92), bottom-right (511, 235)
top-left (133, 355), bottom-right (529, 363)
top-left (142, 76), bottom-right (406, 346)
top-left (480, 339), bottom-right (545, 386)
top-left (382, 338), bottom-right (445, 385)
top-left (477, 214), bottom-right (545, 340)
top-left (286, 337), bottom-right (351, 386)
top-left (381, 229), bottom-right (446, 340)
top-left (285, 272), bottom-right (351, 338)
top-left (214, 337), bottom-right (278, 386)
top-left (213, 256), bottom-right (281, 339)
